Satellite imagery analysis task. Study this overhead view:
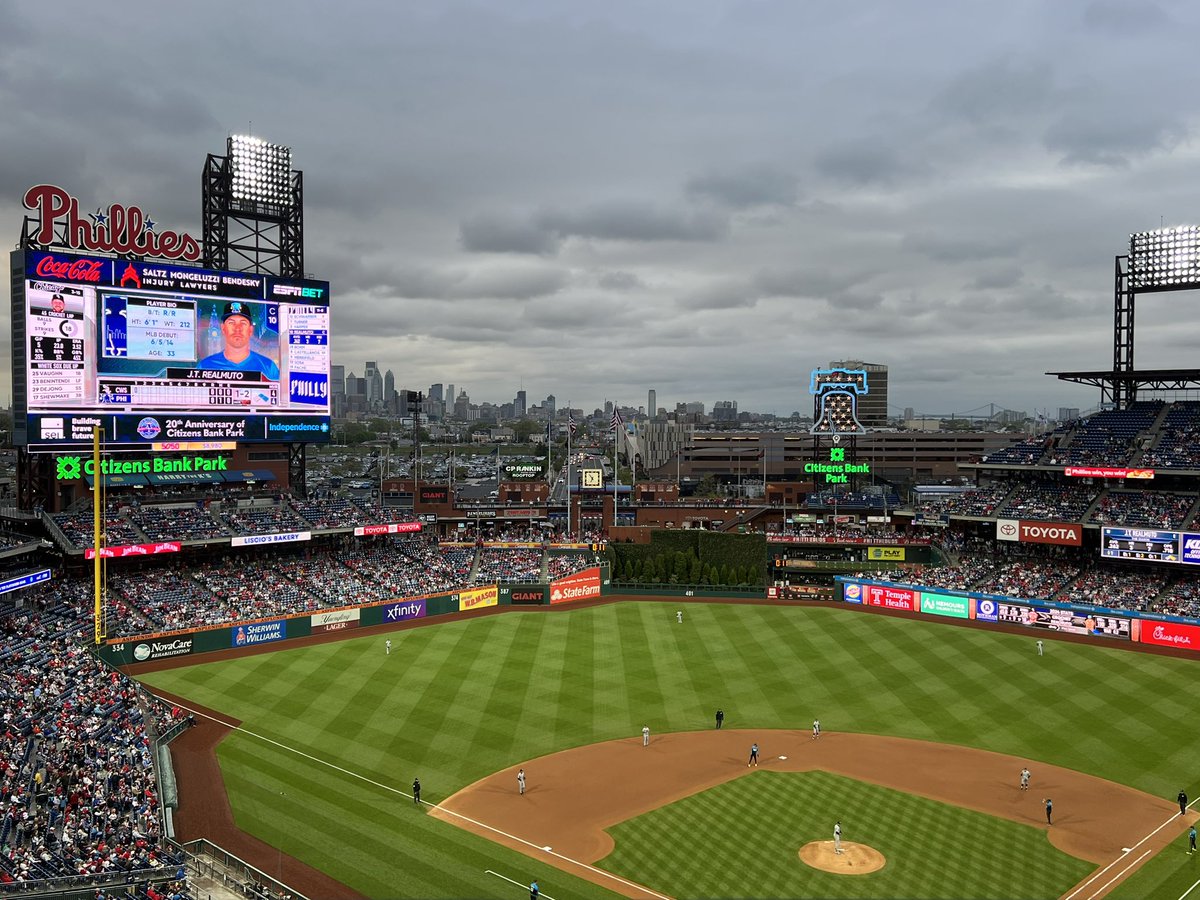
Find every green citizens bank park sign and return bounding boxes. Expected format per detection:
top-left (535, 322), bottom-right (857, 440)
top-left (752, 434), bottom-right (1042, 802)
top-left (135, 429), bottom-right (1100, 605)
top-left (803, 447), bottom-right (870, 484)
top-left (55, 454), bottom-right (230, 481)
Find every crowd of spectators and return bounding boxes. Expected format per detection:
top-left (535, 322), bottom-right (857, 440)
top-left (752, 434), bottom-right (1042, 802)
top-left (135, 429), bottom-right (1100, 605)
top-left (219, 504), bottom-right (309, 538)
top-left (473, 548), bottom-right (542, 584)
top-left (53, 512), bottom-right (145, 549)
top-left (131, 505), bottom-right (228, 543)
top-left (545, 552), bottom-right (595, 580)
top-left (999, 483), bottom-right (1098, 522)
top-left (915, 487), bottom-right (1011, 518)
top-left (1089, 491), bottom-right (1197, 529)
top-left (1055, 565), bottom-right (1169, 611)
top-left (1141, 402), bottom-right (1200, 469)
top-left (0, 584), bottom-right (188, 893)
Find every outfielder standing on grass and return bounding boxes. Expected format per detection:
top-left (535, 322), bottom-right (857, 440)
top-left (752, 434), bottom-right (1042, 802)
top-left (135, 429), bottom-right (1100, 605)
top-left (386, 639), bottom-right (391, 656)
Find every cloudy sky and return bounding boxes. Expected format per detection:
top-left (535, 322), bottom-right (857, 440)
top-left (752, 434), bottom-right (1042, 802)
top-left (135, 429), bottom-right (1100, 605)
top-left (4, 0), bottom-right (1200, 419)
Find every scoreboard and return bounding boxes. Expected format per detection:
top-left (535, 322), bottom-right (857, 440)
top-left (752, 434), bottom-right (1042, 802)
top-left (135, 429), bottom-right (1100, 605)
top-left (13, 250), bottom-right (331, 447)
top-left (1100, 527), bottom-right (1181, 563)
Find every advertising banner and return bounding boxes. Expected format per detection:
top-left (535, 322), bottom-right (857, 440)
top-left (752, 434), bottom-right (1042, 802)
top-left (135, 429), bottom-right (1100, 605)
top-left (920, 592), bottom-right (970, 619)
top-left (1065, 467), bottom-right (1154, 480)
top-left (996, 603), bottom-right (1130, 640)
top-left (974, 597), bottom-right (999, 622)
top-left (550, 566), bottom-right (602, 604)
top-left (311, 608), bottom-right (361, 634)
top-left (231, 531), bottom-right (311, 547)
top-left (381, 598), bottom-right (426, 623)
top-left (85, 541), bottom-right (181, 560)
top-left (995, 519), bottom-right (1080, 546)
top-left (843, 582), bottom-right (863, 603)
top-left (867, 547), bottom-right (905, 561)
top-left (458, 585), bottom-right (499, 611)
top-left (0, 569), bottom-right (51, 595)
top-left (1139, 620), bottom-right (1200, 649)
top-left (863, 584), bottom-right (918, 611)
top-left (501, 584), bottom-right (547, 605)
top-left (232, 620), bottom-right (286, 647)
top-left (1182, 534), bottom-right (1200, 566)
top-left (131, 636), bottom-right (194, 662)
top-left (353, 522), bottom-right (422, 537)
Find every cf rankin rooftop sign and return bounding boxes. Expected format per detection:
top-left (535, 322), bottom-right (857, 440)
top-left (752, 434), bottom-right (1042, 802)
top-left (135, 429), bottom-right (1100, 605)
top-left (23, 184), bottom-right (201, 262)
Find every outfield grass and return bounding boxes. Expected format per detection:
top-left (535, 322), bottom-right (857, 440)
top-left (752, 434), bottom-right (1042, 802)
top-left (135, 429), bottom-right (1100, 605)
top-left (139, 601), bottom-right (1200, 899)
top-left (600, 770), bottom-right (1094, 899)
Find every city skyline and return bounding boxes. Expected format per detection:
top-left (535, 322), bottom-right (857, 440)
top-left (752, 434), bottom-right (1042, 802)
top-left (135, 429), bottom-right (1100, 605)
top-left (5, 3), bottom-right (1200, 416)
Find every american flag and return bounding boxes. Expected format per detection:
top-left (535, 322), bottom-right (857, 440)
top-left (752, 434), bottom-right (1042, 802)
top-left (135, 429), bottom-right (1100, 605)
top-left (610, 407), bottom-right (624, 431)
top-left (568, 414), bottom-right (577, 438)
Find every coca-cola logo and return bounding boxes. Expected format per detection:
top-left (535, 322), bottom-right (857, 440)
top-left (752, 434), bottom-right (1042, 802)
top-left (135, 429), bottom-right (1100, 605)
top-left (24, 184), bottom-right (201, 262)
top-left (34, 255), bottom-right (105, 282)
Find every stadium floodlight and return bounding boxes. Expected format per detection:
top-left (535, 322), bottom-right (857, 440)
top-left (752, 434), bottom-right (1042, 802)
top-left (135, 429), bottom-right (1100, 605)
top-left (1129, 225), bottom-right (1200, 291)
top-left (228, 135), bottom-right (293, 206)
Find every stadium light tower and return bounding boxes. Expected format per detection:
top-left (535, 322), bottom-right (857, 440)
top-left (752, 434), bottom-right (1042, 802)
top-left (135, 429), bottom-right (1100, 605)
top-left (202, 135), bottom-right (303, 276)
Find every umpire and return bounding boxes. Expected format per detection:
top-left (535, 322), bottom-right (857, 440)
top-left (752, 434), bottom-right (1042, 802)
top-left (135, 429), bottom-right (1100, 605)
top-left (1180, 790), bottom-right (1189, 816)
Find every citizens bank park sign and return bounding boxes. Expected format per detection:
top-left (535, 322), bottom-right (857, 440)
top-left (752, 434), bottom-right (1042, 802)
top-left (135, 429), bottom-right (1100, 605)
top-left (23, 184), bottom-right (201, 262)
top-left (995, 518), bottom-right (1081, 547)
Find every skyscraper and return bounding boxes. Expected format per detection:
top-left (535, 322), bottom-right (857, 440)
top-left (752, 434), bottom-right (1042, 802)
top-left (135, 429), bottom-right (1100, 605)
top-left (515, 390), bottom-right (527, 418)
top-left (331, 365), bottom-right (346, 418)
top-left (828, 359), bottom-right (888, 427)
top-left (648, 389), bottom-right (656, 418)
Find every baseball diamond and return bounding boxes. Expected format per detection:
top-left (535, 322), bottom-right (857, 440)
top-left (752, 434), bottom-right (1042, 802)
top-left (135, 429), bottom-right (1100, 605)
top-left (141, 596), bottom-right (1200, 900)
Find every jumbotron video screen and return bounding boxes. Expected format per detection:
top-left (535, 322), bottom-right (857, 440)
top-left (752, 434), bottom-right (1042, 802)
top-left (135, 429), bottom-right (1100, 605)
top-left (12, 249), bottom-right (331, 446)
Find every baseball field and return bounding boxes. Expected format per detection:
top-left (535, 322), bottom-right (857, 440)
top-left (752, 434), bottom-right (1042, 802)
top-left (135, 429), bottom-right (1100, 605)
top-left (138, 599), bottom-right (1200, 899)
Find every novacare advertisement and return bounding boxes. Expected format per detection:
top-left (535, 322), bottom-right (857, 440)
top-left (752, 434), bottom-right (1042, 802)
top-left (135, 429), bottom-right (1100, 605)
top-left (550, 566), bottom-right (602, 604)
top-left (919, 592), bottom-right (970, 619)
top-left (458, 585), bottom-right (499, 611)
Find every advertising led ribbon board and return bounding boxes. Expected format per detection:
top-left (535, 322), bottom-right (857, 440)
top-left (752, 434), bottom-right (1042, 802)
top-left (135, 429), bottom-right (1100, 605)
top-left (12, 250), bottom-right (331, 447)
top-left (1100, 527), bottom-right (1200, 565)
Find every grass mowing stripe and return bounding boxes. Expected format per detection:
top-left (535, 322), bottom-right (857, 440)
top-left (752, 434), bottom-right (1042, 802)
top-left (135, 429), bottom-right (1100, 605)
top-left (141, 601), bottom-right (1200, 900)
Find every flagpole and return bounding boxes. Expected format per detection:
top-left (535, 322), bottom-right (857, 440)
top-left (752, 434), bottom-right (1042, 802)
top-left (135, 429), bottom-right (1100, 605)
top-left (566, 404), bottom-right (572, 538)
top-left (612, 407), bottom-right (619, 530)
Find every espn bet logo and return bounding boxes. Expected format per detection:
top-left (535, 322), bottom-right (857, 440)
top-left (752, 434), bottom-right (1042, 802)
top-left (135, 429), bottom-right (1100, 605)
top-left (56, 456), bottom-right (82, 481)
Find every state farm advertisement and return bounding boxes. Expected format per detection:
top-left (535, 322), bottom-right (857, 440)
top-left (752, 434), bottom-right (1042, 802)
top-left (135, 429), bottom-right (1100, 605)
top-left (1139, 619), bottom-right (1200, 650)
top-left (354, 522), bottom-right (423, 537)
top-left (550, 566), bottom-right (602, 605)
top-left (311, 608), bottom-right (361, 634)
top-left (995, 519), bottom-right (1081, 547)
top-left (85, 541), bottom-right (181, 560)
top-left (863, 584), bottom-right (918, 611)
top-left (458, 585), bottom-right (498, 611)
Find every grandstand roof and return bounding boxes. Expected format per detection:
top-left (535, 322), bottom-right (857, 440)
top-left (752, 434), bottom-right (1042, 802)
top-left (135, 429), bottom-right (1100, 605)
top-left (1048, 368), bottom-right (1200, 392)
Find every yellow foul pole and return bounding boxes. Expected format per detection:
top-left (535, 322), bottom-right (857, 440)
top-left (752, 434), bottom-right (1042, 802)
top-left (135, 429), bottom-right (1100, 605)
top-left (93, 426), bottom-right (104, 644)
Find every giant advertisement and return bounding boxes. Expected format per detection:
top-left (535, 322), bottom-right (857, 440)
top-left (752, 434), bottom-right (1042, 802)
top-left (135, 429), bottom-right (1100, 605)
top-left (996, 519), bottom-right (1082, 547)
top-left (13, 249), bottom-right (330, 446)
top-left (920, 592), bottom-right (970, 619)
top-left (1138, 619), bottom-right (1200, 649)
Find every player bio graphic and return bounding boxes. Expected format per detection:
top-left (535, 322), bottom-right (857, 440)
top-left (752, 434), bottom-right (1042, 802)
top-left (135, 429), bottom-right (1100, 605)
top-left (809, 368), bottom-right (868, 435)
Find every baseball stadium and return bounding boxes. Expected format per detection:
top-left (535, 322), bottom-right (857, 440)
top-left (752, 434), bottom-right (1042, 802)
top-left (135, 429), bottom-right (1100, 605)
top-left (5, 145), bottom-right (1200, 900)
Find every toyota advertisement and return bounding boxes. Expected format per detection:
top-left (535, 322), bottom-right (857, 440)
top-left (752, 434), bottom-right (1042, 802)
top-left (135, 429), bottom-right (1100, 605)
top-left (995, 519), bottom-right (1082, 547)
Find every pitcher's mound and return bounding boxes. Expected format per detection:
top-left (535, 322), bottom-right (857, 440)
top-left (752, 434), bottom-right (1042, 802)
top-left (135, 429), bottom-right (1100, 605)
top-left (798, 841), bottom-right (886, 875)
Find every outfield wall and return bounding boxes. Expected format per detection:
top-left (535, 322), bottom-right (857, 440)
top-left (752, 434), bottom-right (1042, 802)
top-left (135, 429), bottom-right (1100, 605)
top-left (102, 565), bottom-right (611, 667)
top-left (833, 577), bottom-right (1200, 653)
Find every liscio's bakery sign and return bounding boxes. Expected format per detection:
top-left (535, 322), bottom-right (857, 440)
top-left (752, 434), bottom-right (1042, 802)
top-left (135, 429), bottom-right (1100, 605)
top-left (23, 184), bottom-right (201, 262)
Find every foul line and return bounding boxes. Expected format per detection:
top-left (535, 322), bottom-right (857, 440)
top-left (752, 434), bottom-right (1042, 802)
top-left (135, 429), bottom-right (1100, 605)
top-left (1063, 798), bottom-right (1198, 900)
top-left (487, 869), bottom-right (556, 900)
top-left (154, 695), bottom-right (672, 900)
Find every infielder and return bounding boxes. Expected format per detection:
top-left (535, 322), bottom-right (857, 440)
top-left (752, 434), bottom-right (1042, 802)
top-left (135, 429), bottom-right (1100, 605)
top-left (1020, 767), bottom-right (1031, 791)
top-left (642, 725), bottom-right (650, 746)
top-left (834, 820), bottom-right (843, 854)
top-left (517, 768), bottom-right (526, 795)
top-left (812, 719), bottom-right (821, 740)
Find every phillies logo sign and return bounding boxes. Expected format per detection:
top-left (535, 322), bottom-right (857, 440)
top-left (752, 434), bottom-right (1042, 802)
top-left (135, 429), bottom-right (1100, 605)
top-left (24, 184), bottom-right (201, 262)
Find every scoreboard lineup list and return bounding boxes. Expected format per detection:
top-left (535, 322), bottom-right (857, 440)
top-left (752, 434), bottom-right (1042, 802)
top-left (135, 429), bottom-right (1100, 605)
top-left (26, 283), bottom-right (328, 414)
